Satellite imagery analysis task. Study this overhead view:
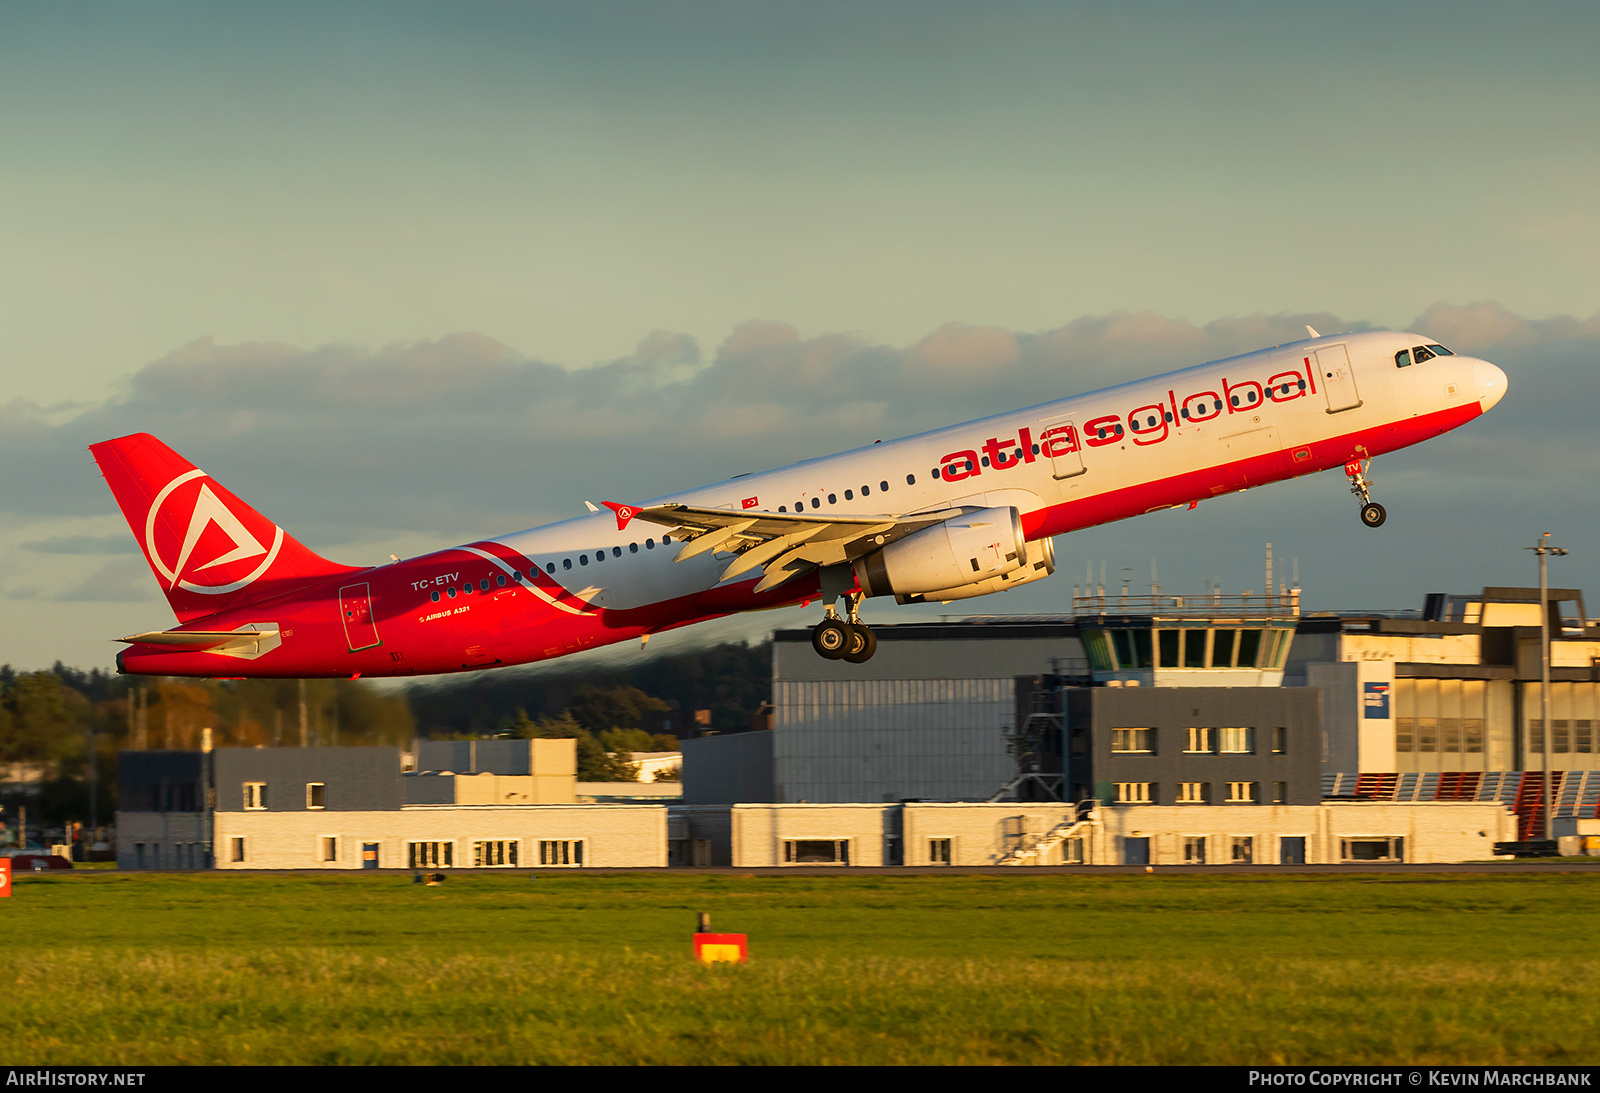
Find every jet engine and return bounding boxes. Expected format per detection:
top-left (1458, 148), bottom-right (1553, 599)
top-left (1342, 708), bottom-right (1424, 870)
top-left (891, 533), bottom-right (1055, 604)
top-left (852, 506), bottom-right (1031, 602)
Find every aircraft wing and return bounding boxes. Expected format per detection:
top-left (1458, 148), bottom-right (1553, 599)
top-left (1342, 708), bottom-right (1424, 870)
top-left (630, 503), bottom-right (965, 593)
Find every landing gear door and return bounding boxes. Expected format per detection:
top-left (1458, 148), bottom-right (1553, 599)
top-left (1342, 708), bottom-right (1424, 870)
top-left (1038, 418), bottom-right (1086, 480)
top-left (338, 582), bottom-right (382, 652)
top-left (1315, 344), bottom-right (1362, 413)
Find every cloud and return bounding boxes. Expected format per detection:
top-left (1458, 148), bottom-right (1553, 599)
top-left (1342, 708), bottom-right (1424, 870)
top-left (0, 304), bottom-right (1595, 619)
top-left (20, 534), bottom-right (138, 555)
top-left (55, 559), bottom-right (161, 603)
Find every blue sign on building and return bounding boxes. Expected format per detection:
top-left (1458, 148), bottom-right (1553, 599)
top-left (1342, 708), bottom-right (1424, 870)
top-left (1363, 682), bottom-right (1391, 719)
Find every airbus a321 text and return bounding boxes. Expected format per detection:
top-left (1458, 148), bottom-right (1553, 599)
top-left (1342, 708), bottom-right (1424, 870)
top-left (93, 329), bottom-right (1506, 677)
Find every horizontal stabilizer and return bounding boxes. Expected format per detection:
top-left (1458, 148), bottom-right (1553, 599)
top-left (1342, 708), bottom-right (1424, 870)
top-left (118, 629), bottom-right (280, 647)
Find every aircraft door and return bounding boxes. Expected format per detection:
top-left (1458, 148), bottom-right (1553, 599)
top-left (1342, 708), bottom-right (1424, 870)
top-left (1315, 345), bottom-right (1362, 413)
top-left (1038, 418), bottom-right (1086, 480)
top-left (338, 583), bottom-right (382, 651)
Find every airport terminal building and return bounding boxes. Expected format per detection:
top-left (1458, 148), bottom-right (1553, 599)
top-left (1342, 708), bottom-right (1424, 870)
top-left (115, 584), bottom-right (1599, 869)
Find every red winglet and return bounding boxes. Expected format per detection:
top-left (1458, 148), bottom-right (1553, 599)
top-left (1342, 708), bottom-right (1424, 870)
top-left (601, 502), bottom-right (639, 532)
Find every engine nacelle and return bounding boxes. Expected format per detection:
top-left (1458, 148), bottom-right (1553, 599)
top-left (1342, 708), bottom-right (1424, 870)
top-left (892, 533), bottom-right (1055, 604)
top-left (853, 506), bottom-right (1027, 600)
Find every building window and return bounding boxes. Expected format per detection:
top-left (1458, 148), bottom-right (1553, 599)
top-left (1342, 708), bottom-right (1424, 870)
top-left (1272, 782), bottom-right (1287, 804)
top-left (1185, 727), bottom-right (1214, 754)
top-left (1218, 727), bottom-right (1255, 754)
top-left (408, 841), bottom-right (454, 869)
top-left (1340, 837), bottom-right (1404, 863)
top-left (230, 838), bottom-right (245, 863)
top-left (929, 838), bottom-right (952, 865)
top-left (1111, 727), bottom-right (1155, 754)
top-left (1183, 836), bottom-right (1206, 865)
top-left (783, 839), bottom-right (850, 865)
top-left (244, 782), bottom-right (268, 810)
top-left (1063, 837), bottom-right (1085, 864)
top-left (1114, 782), bottom-right (1154, 804)
top-left (539, 840), bottom-right (585, 867)
top-left (306, 783), bottom-right (325, 810)
top-left (1232, 837), bottom-right (1254, 864)
top-left (473, 840), bottom-right (519, 868)
top-left (1226, 781), bottom-right (1257, 804)
top-left (1176, 782), bottom-right (1208, 804)
top-left (1272, 727), bottom-right (1287, 754)
top-left (321, 837), bottom-right (338, 863)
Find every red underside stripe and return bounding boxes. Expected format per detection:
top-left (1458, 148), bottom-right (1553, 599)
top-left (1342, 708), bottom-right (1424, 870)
top-left (1022, 402), bottom-right (1480, 539)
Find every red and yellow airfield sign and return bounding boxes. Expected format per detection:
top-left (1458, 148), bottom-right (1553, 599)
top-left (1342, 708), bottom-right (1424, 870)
top-left (0, 858), bottom-right (11, 898)
top-left (693, 932), bottom-right (748, 964)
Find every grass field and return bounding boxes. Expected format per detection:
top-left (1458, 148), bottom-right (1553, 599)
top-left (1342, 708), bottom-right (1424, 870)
top-left (4, 869), bottom-right (1598, 1065)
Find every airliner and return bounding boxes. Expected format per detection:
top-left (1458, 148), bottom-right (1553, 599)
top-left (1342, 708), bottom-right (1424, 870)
top-left (93, 328), bottom-right (1506, 676)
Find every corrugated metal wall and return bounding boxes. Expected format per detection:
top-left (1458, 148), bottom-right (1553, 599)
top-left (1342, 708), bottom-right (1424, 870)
top-left (774, 678), bottom-right (1016, 802)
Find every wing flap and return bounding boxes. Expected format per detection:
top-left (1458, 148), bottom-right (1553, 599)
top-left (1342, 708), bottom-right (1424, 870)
top-left (634, 503), bottom-right (966, 588)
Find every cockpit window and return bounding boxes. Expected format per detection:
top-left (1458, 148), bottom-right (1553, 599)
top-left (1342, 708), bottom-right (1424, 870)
top-left (1395, 349), bottom-right (1412, 368)
top-left (1412, 345), bottom-right (1436, 364)
top-left (1426, 344), bottom-right (1454, 356)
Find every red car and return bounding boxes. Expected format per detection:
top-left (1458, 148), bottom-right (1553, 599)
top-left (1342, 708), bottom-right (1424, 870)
top-left (1, 853), bottom-right (73, 871)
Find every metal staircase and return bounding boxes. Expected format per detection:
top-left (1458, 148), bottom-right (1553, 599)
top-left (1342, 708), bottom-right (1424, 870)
top-left (996, 805), bottom-right (1099, 866)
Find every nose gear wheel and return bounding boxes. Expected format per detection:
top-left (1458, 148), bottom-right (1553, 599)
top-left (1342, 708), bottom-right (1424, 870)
top-left (1345, 456), bottom-right (1385, 529)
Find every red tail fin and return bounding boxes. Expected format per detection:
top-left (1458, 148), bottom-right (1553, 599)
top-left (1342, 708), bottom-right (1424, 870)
top-left (90, 433), bottom-right (364, 623)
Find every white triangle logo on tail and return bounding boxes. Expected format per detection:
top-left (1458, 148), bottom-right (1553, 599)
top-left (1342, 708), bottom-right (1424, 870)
top-left (144, 468), bottom-right (285, 595)
top-left (171, 484), bottom-right (268, 588)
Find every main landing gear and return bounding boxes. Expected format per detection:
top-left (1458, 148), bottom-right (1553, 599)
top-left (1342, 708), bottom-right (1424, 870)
top-left (811, 592), bottom-right (877, 663)
top-left (1345, 457), bottom-right (1386, 528)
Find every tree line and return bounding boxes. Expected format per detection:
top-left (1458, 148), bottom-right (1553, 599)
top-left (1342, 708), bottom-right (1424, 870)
top-left (0, 641), bottom-right (771, 826)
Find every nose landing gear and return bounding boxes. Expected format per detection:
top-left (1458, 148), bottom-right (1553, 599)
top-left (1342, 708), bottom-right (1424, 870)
top-left (810, 592), bottom-right (877, 663)
top-left (1345, 457), bottom-right (1386, 528)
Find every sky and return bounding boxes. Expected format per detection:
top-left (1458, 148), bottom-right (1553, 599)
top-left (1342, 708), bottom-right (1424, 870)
top-left (1, 2), bottom-right (1597, 671)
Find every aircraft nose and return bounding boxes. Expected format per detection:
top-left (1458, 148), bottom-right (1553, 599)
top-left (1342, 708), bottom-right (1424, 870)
top-left (1472, 359), bottom-right (1508, 411)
